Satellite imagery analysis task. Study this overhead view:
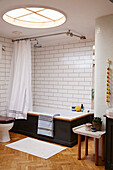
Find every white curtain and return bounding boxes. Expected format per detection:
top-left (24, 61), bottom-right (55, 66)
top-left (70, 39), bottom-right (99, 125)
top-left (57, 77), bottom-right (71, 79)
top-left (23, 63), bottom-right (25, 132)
top-left (7, 40), bottom-right (32, 119)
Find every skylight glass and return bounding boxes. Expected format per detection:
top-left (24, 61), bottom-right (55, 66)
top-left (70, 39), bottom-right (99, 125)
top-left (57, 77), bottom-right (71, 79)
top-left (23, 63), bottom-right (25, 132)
top-left (38, 9), bottom-right (64, 20)
top-left (20, 14), bottom-right (50, 22)
top-left (6, 8), bottom-right (30, 18)
top-left (3, 7), bottom-right (66, 28)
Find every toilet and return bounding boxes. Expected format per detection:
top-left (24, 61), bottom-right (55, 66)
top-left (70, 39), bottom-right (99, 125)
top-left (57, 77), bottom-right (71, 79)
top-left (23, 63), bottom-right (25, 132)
top-left (0, 116), bottom-right (15, 142)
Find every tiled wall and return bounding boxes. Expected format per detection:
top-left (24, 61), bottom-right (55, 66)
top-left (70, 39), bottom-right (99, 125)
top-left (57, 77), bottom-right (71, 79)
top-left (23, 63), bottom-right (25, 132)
top-left (0, 37), bottom-right (13, 116)
top-left (0, 37), bottom-right (94, 116)
top-left (34, 40), bottom-right (94, 111)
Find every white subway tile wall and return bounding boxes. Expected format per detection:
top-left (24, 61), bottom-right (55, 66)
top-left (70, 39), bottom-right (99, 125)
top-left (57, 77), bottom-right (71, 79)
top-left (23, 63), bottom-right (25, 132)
top-left (0, 37), bottom-right (94, 115)
top-left (0, 37), bottom-right (13, 116)
top-left (34, 40), bottom-right (94, 111)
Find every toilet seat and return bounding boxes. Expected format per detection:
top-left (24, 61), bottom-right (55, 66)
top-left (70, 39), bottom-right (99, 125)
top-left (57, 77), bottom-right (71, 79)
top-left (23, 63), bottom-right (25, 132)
top-left (0, 116), bottom-right (15, 124)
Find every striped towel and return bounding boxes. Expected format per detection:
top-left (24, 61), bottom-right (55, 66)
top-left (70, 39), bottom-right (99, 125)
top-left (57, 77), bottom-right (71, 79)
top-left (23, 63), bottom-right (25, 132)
top-left (37, 113), bottom-right (59, 137)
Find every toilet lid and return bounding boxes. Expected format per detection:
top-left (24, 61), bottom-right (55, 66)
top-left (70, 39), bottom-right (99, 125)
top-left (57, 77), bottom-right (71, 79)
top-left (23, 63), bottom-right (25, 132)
top-left (0, 116), bottom-right (15, 124)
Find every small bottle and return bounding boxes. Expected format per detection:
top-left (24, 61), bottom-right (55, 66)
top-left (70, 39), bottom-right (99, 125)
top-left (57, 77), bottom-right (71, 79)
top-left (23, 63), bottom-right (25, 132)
top-left (81, 104), bottom-right (84, 112)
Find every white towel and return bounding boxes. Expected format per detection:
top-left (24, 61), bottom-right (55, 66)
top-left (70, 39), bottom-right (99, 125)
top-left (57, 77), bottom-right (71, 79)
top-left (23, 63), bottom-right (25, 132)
top-left (37, 113), bottom-right (60, 137)
top-left (38, 129), bottom-right (53, 137)
top-left (38, 120), bottom-right (53, 129)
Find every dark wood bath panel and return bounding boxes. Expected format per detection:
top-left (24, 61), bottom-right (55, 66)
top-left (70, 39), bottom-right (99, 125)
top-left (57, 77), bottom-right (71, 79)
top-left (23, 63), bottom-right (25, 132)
top-left (11, 112), bottom-right (94, 147)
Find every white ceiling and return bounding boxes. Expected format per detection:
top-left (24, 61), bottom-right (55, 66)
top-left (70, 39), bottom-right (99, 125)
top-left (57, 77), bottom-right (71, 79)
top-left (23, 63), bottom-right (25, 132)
top-left (0, 0), bottom-right (113, 41)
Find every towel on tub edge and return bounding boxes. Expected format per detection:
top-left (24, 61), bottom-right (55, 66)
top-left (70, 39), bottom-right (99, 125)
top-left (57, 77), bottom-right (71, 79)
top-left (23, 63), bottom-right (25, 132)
top-left (37, 113), bottom-right (60, 137)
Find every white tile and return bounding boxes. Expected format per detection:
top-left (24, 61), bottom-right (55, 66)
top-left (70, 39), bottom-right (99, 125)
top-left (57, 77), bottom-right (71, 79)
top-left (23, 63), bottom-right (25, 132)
top-left (0, 37), bottom-right (93, 113)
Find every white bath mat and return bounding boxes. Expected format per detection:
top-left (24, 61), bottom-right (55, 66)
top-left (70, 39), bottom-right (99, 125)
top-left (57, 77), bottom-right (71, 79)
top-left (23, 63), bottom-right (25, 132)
top-left (6, 137), bottom-right (66, 159)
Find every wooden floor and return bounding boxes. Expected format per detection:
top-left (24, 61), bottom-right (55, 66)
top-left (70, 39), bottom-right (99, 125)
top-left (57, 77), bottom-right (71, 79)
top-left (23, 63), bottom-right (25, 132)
top-left (0, 132), bottom-right (105, 170)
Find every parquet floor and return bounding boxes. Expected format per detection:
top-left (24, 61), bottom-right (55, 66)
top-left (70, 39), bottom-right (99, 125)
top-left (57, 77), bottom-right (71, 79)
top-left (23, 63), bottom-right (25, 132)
top-left (0, 132), bottom-right (105, 170)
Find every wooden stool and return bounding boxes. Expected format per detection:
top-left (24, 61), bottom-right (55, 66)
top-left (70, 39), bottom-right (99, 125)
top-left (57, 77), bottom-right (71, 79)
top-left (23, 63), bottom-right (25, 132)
top-left (73, 124), bottom-right (106, 166)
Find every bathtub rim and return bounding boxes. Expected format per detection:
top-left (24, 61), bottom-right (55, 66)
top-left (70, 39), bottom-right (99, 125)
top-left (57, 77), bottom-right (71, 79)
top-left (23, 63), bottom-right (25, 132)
top-left (27, 112), bottom-right (94, 122)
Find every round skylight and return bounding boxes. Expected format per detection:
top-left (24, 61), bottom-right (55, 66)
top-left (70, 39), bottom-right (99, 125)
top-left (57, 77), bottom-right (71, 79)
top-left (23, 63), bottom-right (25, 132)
top-left (3, 7), bottom-right (66, 28)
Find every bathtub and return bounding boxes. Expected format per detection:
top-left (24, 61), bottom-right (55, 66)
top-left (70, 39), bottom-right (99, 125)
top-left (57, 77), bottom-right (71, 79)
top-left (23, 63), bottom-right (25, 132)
top-left (11, 108), bottom-right (94, 147)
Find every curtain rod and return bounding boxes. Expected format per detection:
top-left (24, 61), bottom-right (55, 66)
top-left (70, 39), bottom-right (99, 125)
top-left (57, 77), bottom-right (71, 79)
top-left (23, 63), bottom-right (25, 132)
top-left (12, 30), bottom-right (86, 42)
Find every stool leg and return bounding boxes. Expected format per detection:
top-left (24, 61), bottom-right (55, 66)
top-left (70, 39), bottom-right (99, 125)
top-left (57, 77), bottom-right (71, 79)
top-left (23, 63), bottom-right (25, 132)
top-left (102, 135), bottom-right (105, 161)
top-left (95, 138), bottom-right (99, 166)
top-left (78, 134), bottom-right (81, 160)
top-left (85, 136), bottom-right (88, 155)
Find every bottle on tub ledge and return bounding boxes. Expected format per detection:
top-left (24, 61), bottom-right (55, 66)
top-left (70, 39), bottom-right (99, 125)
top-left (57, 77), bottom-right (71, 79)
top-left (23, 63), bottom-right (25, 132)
top-left (81, 104), bottom-right (84, 112)
top-left (72, 106), bottom-right (76, 111)
top-left (72, 104), bottom-right (84, 112)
